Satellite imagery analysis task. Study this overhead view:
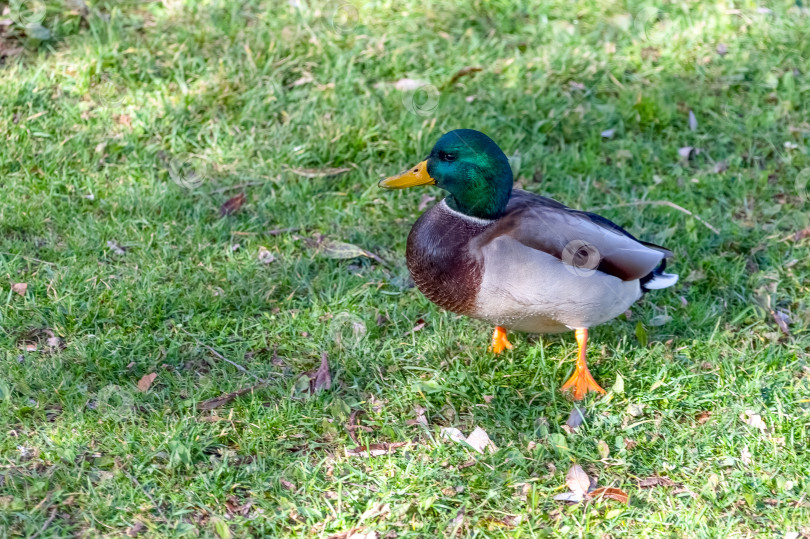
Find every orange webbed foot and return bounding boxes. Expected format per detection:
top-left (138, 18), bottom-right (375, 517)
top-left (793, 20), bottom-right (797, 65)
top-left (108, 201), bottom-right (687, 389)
top-left (560, 328), bottom-right (606, 401)
top-left (489, 326), bottom-right (513, 354)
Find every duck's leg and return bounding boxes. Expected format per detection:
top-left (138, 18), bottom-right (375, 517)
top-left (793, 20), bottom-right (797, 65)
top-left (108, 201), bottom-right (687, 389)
top-left (561, 328), bottom-right (606, 400)
top-left (489, 326), bottom-right (513, 354)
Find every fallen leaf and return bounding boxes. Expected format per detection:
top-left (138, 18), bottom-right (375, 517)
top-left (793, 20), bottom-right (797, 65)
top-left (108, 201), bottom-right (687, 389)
top-left (465, 426), bottom-right (497, 454)
top-left (445, 66), bottom-right (483, 87)
top-left (627, 403), bottom-right (645, 417)
top-left (45, 335), bottom-right (62, 350)
top-left (107, 240), bottom-right (126, 255)
top-left (740, 445), bottom-right (752, 465)
top-left (565, 406), bottom-right (585, 430)
top-left (345, 441), bottom-right (408, 457)
top-left (696, 410), bottom-right (712, 424)
top-left (321, 241), bottom-right (368, 260)
top-left (639, 476), bottom-right (676, 488)
top-left (688, 110), bottom-right (698, 131)
top-left (589, 487), bottom-right (629, 504)
top-left (678, 146), bottom-right (694, 160)
top-left (391, 78), bottom-right (431, 91)
top-left (407, 406), bottom-right (428, 426)
top-left (219, 192), bottom-right (246, 216)
top-left (126, 520), bottom-right (146, 537)
top-left (11, 282), bottom-right (27, 296)
top-left (291, 74), bottom-right (314, 87)
top-left (359, 502), bottom-right (390, 522)
top-left (198, 382), bottom-right (267, 410)
top-left (0, 45), bottom-right (24, 59)
top-left (553, 491), bottom-right (584, 503)
top-left (405, 318), bottom-right (426, 336)
top-left (285, 166), bottom-right (351, 178)
top-left (770, 309), bottom-right (791, 336)
top-left (793, 227), bottom-right (810, 242)
top-left (740, 410), bottom-right (767, 432)
top-left (280, 479), bottom-right (296, 491)
top-left (257, 246), bottom-right (275, 264)
top-left (116, 114), bottom-right (132, 127)
top-left (137, 372), bottom-right (157, 392)
top-left (313, 352), bottom-right (331, 392)
top-left (565, 464), bottom-right (590, 497)
top-left (440, 427), bottom-right (466, 443)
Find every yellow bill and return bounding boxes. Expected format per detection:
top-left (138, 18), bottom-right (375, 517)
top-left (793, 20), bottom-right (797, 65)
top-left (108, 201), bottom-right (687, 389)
top-left (379, 160), bottom-right (435, 189)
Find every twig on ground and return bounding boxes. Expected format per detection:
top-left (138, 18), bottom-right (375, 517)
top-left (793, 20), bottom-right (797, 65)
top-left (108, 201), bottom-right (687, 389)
top-left (29, 508), bottom-right (57, 539)
top-left (177, 327), bottom-right (276, 383)
top-left (0, 252), bottom-right (57, 266)
top-left (591, 200), bottom-right (720, 234)
top-left (123, 471), bottom-right (167, 522)
top-left (198, 382), bottom-right (269, 410)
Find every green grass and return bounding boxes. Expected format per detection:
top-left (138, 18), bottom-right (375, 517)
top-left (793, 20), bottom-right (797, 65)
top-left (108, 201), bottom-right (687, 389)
top-left (1, 0), bottom-right (810, 536)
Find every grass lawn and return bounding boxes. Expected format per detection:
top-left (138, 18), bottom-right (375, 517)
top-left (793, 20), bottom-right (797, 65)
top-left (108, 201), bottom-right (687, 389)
top-left (2, 0), bottom-right (810, 536)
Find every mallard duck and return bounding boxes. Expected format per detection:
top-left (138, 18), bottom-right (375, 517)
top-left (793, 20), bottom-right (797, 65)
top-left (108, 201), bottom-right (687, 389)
top-left (380, 129), bottom-right (678, 400)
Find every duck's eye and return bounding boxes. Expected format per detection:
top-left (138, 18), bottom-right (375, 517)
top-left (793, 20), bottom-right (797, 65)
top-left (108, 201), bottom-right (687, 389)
top-left (438, 151), bottom-right (457, 162)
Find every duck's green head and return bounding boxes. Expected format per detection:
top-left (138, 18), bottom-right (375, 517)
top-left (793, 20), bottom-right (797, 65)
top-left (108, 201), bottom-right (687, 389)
top-left (380, 129), bottom-right (513, 220)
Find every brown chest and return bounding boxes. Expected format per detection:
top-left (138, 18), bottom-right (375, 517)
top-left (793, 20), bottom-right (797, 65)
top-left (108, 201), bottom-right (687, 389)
top-left (405, 202), bottom-right (488, 316)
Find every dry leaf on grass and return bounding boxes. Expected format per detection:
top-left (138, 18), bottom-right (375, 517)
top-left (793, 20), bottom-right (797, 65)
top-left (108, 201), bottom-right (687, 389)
top-left (406, 406), bottom-right (428, 426)
top-left (198, 382), bottom-right (267, 411)
top-left (465, 427), bottom-right (497, 454)
top-left (280, 479), bottom-right (296, 491)
top-left (696, 410), bottom-right (712, 424)
top-left (566, 464), bottom-right (591, 497)
top-left (688, 110), bottom-right (698, 131)
top-left (257, 246), bottom-right (275, 264)
top-left (345, 441), bottom-right (408, 457)
top-left (741, 446), bottom-right (752, 465)
top-left (346, 409), bottom-right (373, 443)
top-left (445, 66), bottom-right (483, 87)
top-left (11, 282), bottom-right (27, 296)
top-left (638, 476), bottom-right (676, 488)
top-left (590, 487), bottom-right (629, 504)
top-left (320, 240), bottom-right (386, 265)
top-left (137, 372), bottom-right (157, 392)
top-left (107, 240), bottom-right (126, 255)
top-left (794, 227), bottom-right (810, 242)
top-left (565, 406), bottom-right (585, 431)
top-left (220, 192), bottom-right (246, 216)
top-left (313, 352), bottom-right (331, 392)
top-left (389, 78), bottom-right (431, 91)
top-left (740, 410), bottom-right (767, 432)
top-left (404, 318), bottom-right (425, 335)
top-left (440, 427), bottom-right (466, 443)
